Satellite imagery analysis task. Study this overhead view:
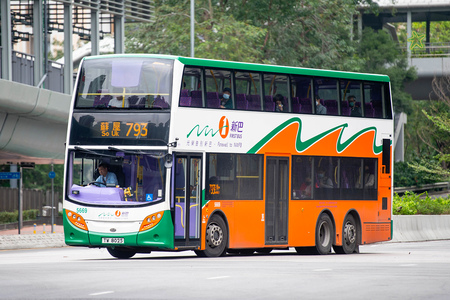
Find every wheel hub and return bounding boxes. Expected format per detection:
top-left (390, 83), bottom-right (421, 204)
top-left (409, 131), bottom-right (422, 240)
top-left (207, 223), bottom-right (223, 247)
top-left (344, 222), bottom-right (356, 244)
top-left (319, 221), bottom-right (331, 247)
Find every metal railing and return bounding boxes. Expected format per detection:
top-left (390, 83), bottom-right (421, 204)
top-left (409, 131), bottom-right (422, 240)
top-left (402, 42), bottom-right (450, 58)
top-left (394, 182), bottom-right (450, 195)
top-left (1, 49), bottom-right (65, 93)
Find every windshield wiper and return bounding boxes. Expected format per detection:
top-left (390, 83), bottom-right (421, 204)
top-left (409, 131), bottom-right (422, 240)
top-left (108, 147), bottom-right (166, 159)
top-left (74, 146), bottom-right (116, 158)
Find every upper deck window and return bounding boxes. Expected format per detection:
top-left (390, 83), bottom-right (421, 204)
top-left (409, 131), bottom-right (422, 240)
top-left (179, 65), bottom-right (392, 119)
top-left (75, 57), bottom-right (173, 110)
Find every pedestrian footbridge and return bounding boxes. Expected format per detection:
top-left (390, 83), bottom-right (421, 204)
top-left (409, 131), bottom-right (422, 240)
top-left (0, 79), bottom-right (71, 164)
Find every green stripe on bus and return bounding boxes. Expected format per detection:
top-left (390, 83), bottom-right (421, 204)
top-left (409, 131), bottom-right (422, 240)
top-left (178, 57), bottom-right (390, 82)
top-left (247, 117), bottom-right (383, 155)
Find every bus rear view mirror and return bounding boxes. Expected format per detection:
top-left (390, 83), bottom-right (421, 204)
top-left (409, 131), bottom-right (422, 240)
top-left (165, 154), bottom-right (173, 168)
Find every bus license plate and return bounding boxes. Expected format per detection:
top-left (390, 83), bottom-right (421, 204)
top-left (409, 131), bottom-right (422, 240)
top-left (102, 237), bottom-right (124, 244)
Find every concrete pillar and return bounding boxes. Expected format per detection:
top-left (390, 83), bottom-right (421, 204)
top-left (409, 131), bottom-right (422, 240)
top-left (191, 0), bottom-right (195, 57)
top-left (1, 0), bottom-right (12, 80)
top-left (91, 5), bottom-right (100, 56)
top-left (114, 15), bottom-right (125, 54)
top-left (394, 112), bottom-right (407, 162)
top-left (113, 0), bottom-right (125, 53)
top-left (33, 1), bottom-right (44, 86)
top-left (407, 10), bottom-right (412, 61)
top-left (10, 164), bottom-right (18, 189)
top-left (426, 13), bottom-right (430, 54)
top-left (358, 12), bottom-right (363, 40)
top-left (64, 3), bottom-right (74, 94)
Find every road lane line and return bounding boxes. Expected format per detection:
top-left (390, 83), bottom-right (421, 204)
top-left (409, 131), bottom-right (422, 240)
top-left (207, 276), bottom-right (230, 280)
top-left (89, 291), bottom-right (114, 296)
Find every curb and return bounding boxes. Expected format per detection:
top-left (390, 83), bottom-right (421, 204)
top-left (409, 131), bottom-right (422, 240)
top-left (391, 215), bottom-right (450, 242)
top-left (0, 234), bottom-right (65, 250)
top-left (1, 215), bottom-right (450, 250)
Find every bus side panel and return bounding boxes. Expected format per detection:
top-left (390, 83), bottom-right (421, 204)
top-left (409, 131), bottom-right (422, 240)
top-left (231, 200), bottom-right (265, 248)
top-left (288, 201), bottom-right (317, 246)
top-left (288, 200), bottom-right (391, 247)
top-left (201, 200), bottom-right (265, 249)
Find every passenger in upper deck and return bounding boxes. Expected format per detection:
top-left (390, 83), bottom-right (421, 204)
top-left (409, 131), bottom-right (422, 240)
top-left (109, 88), bottom-right (130, 108)
top-left (315, 94), bottom-right (326, 115)
top-left (274, 94), bottom-right (285, 112)
top-left (220, 87), bottom-right (233, 109)
top-left (348, 95), bottom-right (361, 117)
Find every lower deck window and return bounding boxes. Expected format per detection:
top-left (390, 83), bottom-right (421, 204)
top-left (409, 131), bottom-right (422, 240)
top-left (206, 153), bottom-right (263, 200)
top-left (291, 155), bottom-right (377, 200)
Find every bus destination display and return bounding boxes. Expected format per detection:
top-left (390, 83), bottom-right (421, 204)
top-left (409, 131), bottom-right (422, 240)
top-left (99, 122), bottom-right (148, 138)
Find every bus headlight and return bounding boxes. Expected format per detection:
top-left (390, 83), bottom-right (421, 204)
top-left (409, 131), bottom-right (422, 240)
top-left (139, 211), bottom-right (165, 232)
top-left (65, 209), bottom-right (88, 231)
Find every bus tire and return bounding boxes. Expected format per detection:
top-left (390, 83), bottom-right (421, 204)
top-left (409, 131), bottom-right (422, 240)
top-left (315, 213), bottom-right (333, 255)
top-left (199, 215), bottom-right (228, 257)
top-left (107, 247), bottom-right (136, 259)
top-left (334, 214), bottom-right (358, 254)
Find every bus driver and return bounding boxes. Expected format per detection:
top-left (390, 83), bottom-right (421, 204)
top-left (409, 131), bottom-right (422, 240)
top-left (96, 163), bottom-right (119, 186)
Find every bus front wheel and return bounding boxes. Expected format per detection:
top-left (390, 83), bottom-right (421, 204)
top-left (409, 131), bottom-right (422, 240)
top-left (197, 215), bottom-right (228, 257)
top-left (315, 213), bottom-right (333, 255)
top-left (107, 246), bottom-right (136, 259)
top-left (333, 214), bottom-right (358, 254)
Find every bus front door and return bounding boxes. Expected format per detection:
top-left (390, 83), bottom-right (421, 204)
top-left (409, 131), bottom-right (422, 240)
top-left (265, 156), bottom-right (289, 245)
top-left (173, 154), bottom-right (202, 247)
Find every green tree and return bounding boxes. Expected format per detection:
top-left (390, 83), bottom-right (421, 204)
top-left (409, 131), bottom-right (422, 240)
top-left (357, 28), bottom-right (417, 114)
top-left (125, 0), bottom-right (379, 70)
top-left (125, 0), bottom-right (266, 63)
top-left (408, 75), bottom-right (450, 181)
top-left (228, 0), bottom-right (366, 70)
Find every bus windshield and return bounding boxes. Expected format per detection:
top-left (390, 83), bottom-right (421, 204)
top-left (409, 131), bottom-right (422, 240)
top-left (67, 149), bottom-right (167, 206)
top-left (75, 57), bottom-right (173, 109)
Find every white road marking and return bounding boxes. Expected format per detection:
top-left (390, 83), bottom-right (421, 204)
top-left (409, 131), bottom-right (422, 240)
top-left (207, 276), bottom-right (230, 280)
top-left (89, 291), bottom-right (114, 296)
top-left (313, 269), bottom-right (332, 272)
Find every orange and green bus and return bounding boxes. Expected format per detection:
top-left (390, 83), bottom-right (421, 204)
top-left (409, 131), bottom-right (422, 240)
top-left (63, 54), bottom-right (393, 258)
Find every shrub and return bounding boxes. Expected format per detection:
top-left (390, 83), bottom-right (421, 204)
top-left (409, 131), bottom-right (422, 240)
top-left (394, 161), bottom-right (439, 187)
top-left (394, 192), bottom-right (450, 215)
top-left (0, 209), bottom-right (40, 224)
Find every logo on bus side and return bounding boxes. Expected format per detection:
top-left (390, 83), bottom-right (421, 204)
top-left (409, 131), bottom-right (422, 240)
top-left (219, 116), bottom-right (229, 138)
top-left (185, 116), bottom-right (244, 148)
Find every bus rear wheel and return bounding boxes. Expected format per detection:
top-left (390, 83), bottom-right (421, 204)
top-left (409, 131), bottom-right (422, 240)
top-left (315, 213), bottom-right (333, 255)
top-left (334, 214), bottom-right (358, 254)
top-left (107, 246), bottom-right (136, 259)
top-left (196, 215), bottom-right (228, 257)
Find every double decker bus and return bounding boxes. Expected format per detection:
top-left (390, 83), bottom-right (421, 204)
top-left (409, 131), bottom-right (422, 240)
top-left (64, 54), bottom-right (393, 258)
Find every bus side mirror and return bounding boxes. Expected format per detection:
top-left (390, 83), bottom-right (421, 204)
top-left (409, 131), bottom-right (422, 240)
top-left (165, 154), bottom-right (173, 169)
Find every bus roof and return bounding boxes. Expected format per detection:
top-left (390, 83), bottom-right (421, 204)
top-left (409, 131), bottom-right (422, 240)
top-left (83, 54), bottom-right (390, 83)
